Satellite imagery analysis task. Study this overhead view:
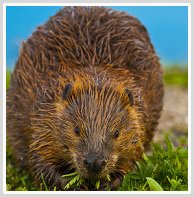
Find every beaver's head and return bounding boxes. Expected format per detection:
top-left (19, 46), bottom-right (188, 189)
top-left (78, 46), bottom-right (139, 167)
top-left (55, 68), bottom-right (146, 182)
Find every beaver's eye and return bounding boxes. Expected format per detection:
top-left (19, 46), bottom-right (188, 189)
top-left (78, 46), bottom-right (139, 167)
top-left (74, 126), bottom-right (80, 136)
top-left (114, 130), bottom-right (120, 139)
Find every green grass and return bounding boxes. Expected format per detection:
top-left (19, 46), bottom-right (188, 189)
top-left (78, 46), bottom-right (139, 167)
top-left (118, 137), bottom-right (188, 191)
top-left (6, 143), bottom-right (39, 191)
top-left (6, 70), bottom-right (11, 89)
top-left (163, 65), bottom-right (188, 88)
top-left (6, 65), bottom-right (188, 191)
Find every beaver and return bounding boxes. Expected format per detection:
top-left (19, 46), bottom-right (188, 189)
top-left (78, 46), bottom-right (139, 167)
top-left (6, 6), bottom-right (164, 190)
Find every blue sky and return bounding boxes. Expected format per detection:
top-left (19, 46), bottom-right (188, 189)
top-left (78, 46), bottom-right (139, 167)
top-left (6, 6), bottom-right (188, 69)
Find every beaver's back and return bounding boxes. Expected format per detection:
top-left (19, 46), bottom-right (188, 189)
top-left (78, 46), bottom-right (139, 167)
top-left (14, 6), bottom-right (157, 74)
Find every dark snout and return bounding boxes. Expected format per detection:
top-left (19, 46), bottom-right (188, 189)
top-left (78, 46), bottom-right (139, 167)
top-left (84, 153), bottom-right (106, 175)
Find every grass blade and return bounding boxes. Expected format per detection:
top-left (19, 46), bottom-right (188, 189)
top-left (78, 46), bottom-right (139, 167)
top-left (146, 177), bottom-right (164, 191)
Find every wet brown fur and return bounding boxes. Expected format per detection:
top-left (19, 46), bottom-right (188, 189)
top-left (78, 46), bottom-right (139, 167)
top-left (7, 7), bottom-right (164, 190)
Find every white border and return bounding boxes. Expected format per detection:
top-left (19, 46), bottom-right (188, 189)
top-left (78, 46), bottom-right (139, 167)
top-left (2, 2), bottom-right (192, 6)
top-left (3, 3), bottom-right (6, 195)
top-left (187, 3), bottom-right (191, 195)
top-left (3, 2), bottom-right (191, 195)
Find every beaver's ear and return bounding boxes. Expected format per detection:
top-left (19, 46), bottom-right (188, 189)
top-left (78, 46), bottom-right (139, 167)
top-left (62, 83), bottom-right (72, 100)
top-left (125, 89), bottom-right (134, 106)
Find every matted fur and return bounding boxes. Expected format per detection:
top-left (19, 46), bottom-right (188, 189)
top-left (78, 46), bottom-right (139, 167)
top-left (7, 7), bottom-right (164, 190)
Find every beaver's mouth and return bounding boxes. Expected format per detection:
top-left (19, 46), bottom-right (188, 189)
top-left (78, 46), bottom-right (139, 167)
top-left (80, 164), bottom-right (109, 183)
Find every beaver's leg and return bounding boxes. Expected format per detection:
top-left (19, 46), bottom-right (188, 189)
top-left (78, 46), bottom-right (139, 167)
top-left (6, 98), bottom-right (30, 168)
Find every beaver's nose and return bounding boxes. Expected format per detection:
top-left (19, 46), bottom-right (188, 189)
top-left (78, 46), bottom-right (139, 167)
top-left (84, 153), bottom-right (106, 174)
